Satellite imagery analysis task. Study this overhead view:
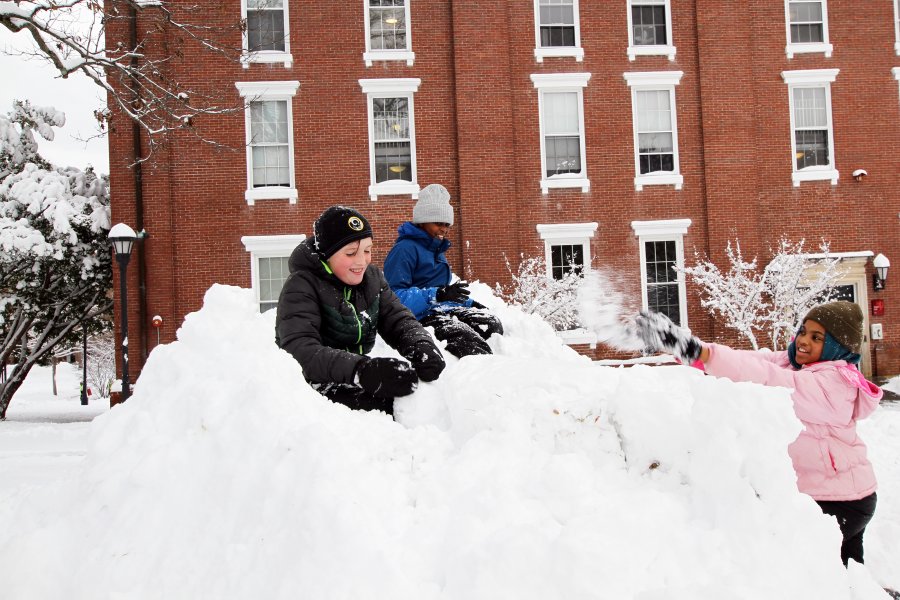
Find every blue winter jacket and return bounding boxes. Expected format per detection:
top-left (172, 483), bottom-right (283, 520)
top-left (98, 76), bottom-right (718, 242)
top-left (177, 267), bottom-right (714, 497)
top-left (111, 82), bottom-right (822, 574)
top-left (383, 221), bottom-right (473, 319)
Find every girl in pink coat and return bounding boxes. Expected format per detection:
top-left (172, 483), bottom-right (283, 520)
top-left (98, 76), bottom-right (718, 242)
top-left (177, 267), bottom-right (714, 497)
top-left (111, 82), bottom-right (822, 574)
top-left (638, 301), bottom-right (882, 565)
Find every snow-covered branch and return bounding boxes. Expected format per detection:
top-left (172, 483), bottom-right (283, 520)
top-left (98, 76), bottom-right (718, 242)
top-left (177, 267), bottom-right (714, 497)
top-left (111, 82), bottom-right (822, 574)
top-left (496, 254), bottom-right (584, 332)
top-left (1, 0), bottom-right (247, 151)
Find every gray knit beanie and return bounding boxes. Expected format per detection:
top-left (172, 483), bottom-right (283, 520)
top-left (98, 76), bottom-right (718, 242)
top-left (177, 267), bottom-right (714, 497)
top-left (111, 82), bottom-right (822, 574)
top-left (412, 184), bottom-right (454, 226)
top-left (803, 301), bottom-right (864, 354)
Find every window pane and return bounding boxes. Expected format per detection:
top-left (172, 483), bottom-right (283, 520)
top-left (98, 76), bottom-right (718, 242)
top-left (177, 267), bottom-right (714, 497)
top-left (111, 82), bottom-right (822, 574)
top-left (545, 136), bottom-right (581, 176)
top-left (247, 7), bottom-right (286, 52)
top-left (793, 87), bottom-right (827, 128)
top-left (646, 235), bottom-right (681, 326)
top-left (550, 243), bottom-right (584, 280)
top-left (637, 90), bottom-right (672, 132)
top-left (632, 4), bottom-right (667, 46)
top-left (258, 256), bottom-right (290, 313)
top-left (543, 92), bottom-right (578, 134)
top-left (540, 26), bottom-right (576, 47)
top-left (370, 3), bottom-right (407, 50)
top-left (250, 101), bottom-right (288, 144)
top-left (251, 145), bottom-right (290, 187)
top-left (374, 98), bottom-right (410, 140)
top-left (374, 142), bottom-right (412, 182)
top-left (795, 130), bottom-right (829, 169)
top-left (788, 1), bottom-right (824, 43)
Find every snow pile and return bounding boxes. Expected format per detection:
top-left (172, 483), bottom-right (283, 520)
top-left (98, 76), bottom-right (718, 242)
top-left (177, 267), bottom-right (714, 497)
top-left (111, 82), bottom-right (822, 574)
top-left (0, 284), bottom-right (891, 599)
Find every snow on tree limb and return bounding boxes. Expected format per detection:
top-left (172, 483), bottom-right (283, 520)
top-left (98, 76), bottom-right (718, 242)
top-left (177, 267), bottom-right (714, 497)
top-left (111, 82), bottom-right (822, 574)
top-left (1, 0), bottom-right (247, 152)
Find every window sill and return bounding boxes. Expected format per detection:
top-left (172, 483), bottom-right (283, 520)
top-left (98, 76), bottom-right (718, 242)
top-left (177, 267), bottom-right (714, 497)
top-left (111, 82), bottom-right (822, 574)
top-left (785, 42), bottom-right (833, 59)
top-left (557, 328), bottom-right (597, 349)
top-left (534, 46), bottom-right (585, 63)
top-left (792, 167), bottom-right (839, 187)
top-left (627, 45), bottom-right (676, 61)
top-left (634, 173), bottom-right (683, 191)
top-left (369, 180), bottom-right (419, 201)
top-left (364, 50), bottom-right (415, 67)
top-left (540, 176), bottom-right (590, 194)
top-left (245, 187), bottom-right (298, 205)
top-left (241, 51), bottom-right (293, 68)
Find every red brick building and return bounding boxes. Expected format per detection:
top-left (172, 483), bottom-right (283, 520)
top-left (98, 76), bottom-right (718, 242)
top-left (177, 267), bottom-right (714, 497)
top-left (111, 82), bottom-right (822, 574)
top-left (106, 0), bottom-right (900, 378)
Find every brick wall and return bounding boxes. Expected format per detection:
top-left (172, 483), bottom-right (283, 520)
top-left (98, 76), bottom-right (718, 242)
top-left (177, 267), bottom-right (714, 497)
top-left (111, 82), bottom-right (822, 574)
top-left (105, 0), bottom-right (900, 377)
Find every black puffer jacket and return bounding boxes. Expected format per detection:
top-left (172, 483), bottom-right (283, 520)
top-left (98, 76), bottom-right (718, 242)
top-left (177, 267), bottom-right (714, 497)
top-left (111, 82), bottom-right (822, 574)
top-left (276, 238), bottom-right (434, 384)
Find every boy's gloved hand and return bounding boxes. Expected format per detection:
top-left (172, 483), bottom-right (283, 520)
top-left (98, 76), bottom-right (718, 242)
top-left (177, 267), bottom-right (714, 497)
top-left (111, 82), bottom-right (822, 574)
top-left (634, 310), bottom-right (702, 363)
top-left (410, 340), bottom-right (445, 382)
top-left (355, 357), bottom-right (418, 398)
top-left (435, 281), bottom-right (470, 303)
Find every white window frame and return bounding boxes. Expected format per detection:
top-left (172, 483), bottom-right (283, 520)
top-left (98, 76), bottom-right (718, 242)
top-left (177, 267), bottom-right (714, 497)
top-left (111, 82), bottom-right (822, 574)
top-left (631, 219), bottom-right (691, 327)
top-left (537, 222), bottom-right (599, 346)
top-left (241, 234), bottom-right (306, 312)
top-left (784, 0), bottom-right (833, 59)
top-left (781, 69), bottom-right (839, 187)
top-left (895, 0), bottom-right (900, 55)
top-left (240, 0), bottom-right (292, 68)
top-left (530, 72), bottom-right (591, 194)
top-left (359, 78), bottom-right (421, 201)
top-left (235, 80), bottom-right (300, 205)
top-left (626, 0), bottom-right (676, 61)
top-left (363, 0), bottom-right (415, 66)
top-left (533, 0), bottom-right (584, 63)
top-left (624, 71), bottom-right (684, 191)
top-left (894, 67), bottom-right (900, 100)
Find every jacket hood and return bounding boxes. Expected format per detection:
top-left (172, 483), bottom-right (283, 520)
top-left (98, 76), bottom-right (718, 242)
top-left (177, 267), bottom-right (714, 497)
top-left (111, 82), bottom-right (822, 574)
top-left (835, 364), bottom-right (884, 419)
top-left (396, 221), bottom-right (451, 254)
top-left (289, 238), bottom-right (329, 277)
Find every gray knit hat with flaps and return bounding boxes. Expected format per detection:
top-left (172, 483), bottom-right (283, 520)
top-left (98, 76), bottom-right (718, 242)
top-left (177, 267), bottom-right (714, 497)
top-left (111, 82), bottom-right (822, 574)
top-left (412, 184), bottom-right (454, 226)
top-left (803, 301), bottom-right (864, 353)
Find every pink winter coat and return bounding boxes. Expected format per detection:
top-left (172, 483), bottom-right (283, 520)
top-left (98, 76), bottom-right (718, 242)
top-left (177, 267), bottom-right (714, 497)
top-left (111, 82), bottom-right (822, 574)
top-left (703, 344), bottom-right (882, 501)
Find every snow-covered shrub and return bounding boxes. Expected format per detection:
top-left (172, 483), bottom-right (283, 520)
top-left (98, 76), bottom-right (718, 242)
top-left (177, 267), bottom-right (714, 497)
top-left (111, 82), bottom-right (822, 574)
top-left (495, 254), bottom-right (583, 331)
top-left (86, 332), bottom-right (116, 399)
top-left (681, 238), bottom-right (843, 350)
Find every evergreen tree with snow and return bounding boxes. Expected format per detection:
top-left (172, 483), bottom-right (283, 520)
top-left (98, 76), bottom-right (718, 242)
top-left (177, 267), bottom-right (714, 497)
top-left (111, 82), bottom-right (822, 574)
top-left (0, 101), bottom-right (112, 419)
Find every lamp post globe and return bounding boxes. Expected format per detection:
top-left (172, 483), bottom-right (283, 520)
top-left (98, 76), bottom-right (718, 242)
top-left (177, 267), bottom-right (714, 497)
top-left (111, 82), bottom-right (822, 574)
top-left (108, 223), bottom-right (138, 401)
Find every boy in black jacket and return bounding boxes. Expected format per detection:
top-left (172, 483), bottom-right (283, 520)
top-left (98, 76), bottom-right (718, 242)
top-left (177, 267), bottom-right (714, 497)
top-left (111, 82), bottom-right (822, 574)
top-left (276, 206), bottom-right (445, 416)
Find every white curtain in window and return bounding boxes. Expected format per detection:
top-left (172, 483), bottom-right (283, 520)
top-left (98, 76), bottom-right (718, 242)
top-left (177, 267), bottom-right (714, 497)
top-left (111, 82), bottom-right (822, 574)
top-left (543, 92), bottom-right (579, 135)
top-left (250, 101), bottom-right (290, 187)
top-left (793, 87), bottom-right (827, 128)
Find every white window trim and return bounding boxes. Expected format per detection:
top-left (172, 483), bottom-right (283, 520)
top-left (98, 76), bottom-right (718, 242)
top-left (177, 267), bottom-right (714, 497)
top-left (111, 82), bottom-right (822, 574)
top-left (626, 0), bottom-right (676, 62)
top-left (533, 0), bottom-right (584, 63)
top-left (241, 234), bottom-right (306, 311)
top-left (781, 68), bottom-right (839, 187)
top-left (624, 71), bottom-right (684, 191)
top-left (894, 67), bottom-right (900, 100)
top-left (631, 219), bottom-right (691, 327)
top-left (530, 72), bottom-right (591, 194)
top-left (363, 0), bottom-right (415, 66)
top-left (240, 0), bottom-right (292, 68)
top-left (784, 0), bottom-right (833, 59)
top-left (895, 0), bottom-right (900, 55)
top-left (359, 78), bottom-right (421, 201)
top-left (235, 80), bottom-right (300, 205)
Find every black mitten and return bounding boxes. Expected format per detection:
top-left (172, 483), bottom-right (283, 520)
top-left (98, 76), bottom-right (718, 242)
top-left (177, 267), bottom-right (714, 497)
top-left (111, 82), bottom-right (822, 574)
top-left (410, 340), bottom-right (445, 382)
top-left (355, 357), bottom-right (418, 398)
top-left (435, 281), bottom-right (471, 303)
top-left (634, 310), bottom-right (702, 363)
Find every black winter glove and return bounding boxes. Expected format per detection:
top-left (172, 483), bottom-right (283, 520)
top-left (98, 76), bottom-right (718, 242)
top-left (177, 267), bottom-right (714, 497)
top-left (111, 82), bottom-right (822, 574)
top-left (355, 357), bottom-right (418, 399)
top-left (435, 281), bottom-right (471, 303)
top-left (469, 300), bottom-right (487, 310)
top-left (410, 340), bottom-right (446, 382)
top-left (634, 310), bottom-right (703, 363)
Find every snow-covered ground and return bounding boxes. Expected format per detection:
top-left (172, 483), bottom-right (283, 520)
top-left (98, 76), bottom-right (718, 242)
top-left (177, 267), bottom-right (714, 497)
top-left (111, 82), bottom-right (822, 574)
top-left (0, 284), bottom-right (898, 599)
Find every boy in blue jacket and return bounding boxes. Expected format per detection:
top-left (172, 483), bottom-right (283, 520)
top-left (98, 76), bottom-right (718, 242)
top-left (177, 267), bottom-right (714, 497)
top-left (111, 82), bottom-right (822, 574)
top-left (383, 184), bottom-right (503, 358)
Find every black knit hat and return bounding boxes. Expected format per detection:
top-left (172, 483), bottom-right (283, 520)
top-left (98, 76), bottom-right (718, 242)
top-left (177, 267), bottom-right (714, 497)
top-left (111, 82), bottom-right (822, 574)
top-left (803, 301), bottom-right (864, 353)
top-left (313, 206), bottom-right (373, 259)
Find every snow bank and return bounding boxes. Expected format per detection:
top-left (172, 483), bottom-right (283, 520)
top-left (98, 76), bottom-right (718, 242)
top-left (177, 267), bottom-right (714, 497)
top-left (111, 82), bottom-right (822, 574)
top-left (0, 284), bottom-right (888, 599)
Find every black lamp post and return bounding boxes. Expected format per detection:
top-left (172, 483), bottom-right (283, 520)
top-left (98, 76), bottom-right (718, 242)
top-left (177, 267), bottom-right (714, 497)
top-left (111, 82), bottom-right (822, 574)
top-left (81, 324), bottom-right (88, 405)
top-left (108, 223), bottom-right (137, 401)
